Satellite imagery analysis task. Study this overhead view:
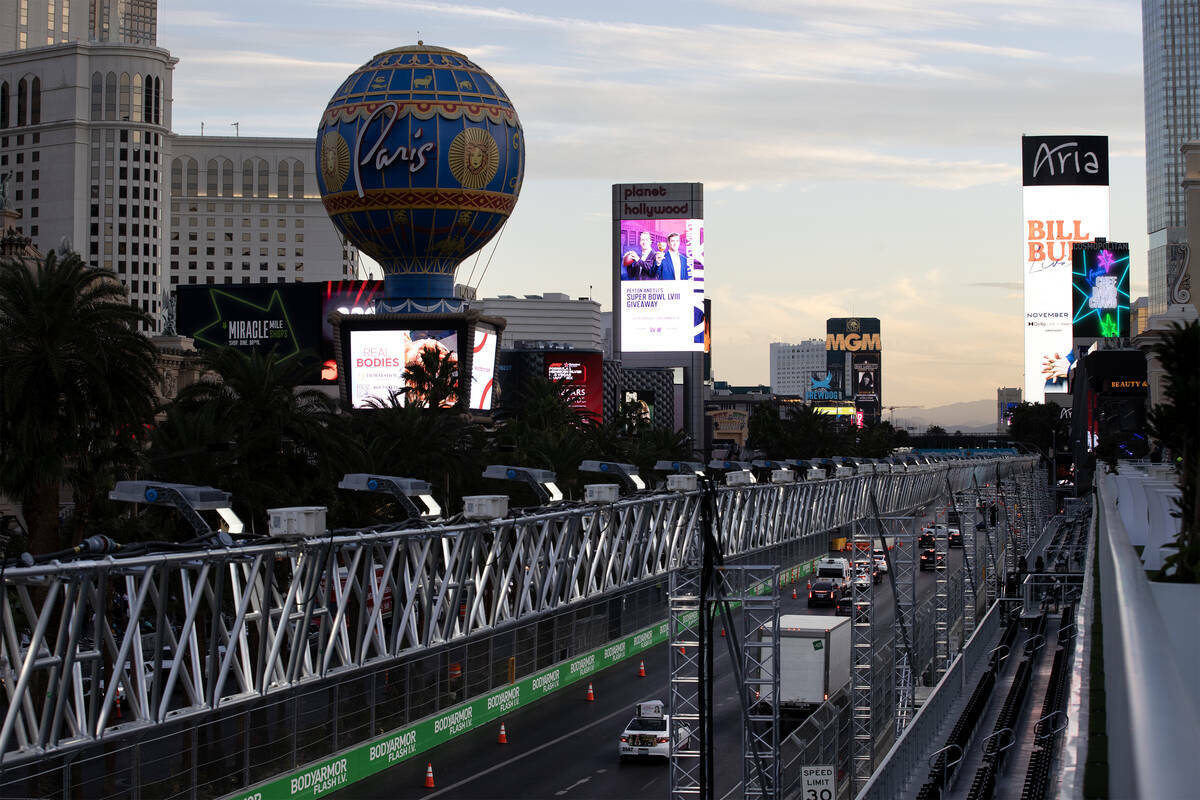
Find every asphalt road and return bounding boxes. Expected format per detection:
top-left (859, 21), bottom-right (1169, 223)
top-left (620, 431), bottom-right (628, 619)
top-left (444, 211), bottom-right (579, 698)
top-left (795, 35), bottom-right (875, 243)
top-left (338, 530), bottom-right (968, 799)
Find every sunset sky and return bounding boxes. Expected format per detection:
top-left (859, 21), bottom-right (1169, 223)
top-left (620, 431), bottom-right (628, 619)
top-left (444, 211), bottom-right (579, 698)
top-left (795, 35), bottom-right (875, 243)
top-left (162, 0), bottom-right (1147, 408)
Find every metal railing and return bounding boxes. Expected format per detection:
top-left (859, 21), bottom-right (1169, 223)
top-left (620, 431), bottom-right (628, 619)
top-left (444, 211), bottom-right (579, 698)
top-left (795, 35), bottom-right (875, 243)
top-left (1092, 467), bottom-right (1200, 798)
top-left (854, 600), bottom-right (1008, 800)
top-left (0, 458), bottom-right (1030, 768)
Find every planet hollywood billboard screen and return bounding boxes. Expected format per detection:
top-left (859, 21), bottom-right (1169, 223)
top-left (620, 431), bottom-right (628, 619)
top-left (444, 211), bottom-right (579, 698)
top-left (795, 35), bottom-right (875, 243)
top-left (1071, 240), bottom-right (1130, 339)
top-left (1022, 135), bottom-right (1109, 402)
top-left (614, 183), bottom-right (705, 353)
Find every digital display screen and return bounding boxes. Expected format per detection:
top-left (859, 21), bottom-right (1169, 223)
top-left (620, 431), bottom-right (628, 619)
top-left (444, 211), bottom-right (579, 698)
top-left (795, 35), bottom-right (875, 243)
top-left (545, 352), bottom-right (604, 420)
top-left (176, 281), bottom-right (387, 384)
top-left (1021, 140), bottom-right (1110, 403)
top-left (470, 324), bottom-right (499, 411)
top-left (320, 280), bottom-right (383, 382)
top-left (852, 352), bottom-right (880, 402)
top-left (618, 218), bottom-right (705, 352)
top-left (347, 328), bottom-right (458, 409)
top-left (622, 389), bottom-right (655, 425)
top-left (1072, 242), bottom-right (1130, 339)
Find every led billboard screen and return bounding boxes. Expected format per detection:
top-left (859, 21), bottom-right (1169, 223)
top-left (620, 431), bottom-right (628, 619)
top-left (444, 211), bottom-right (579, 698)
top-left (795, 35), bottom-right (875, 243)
top-left (1072, 241), bottom-right (1130, 339)
top-left (176, 281), bottom-right (387, 384)
top-left (320, 280), bottom-right (383, 382)
top-left (1021, 135), bottom-right (1109, 402)
top-left (545, 352), bottom-right (604, 420)
top-left (617, 218), bottom-right (705, 352)
top-left (852, 352), bottom-right (880, 403)
top-left (176, 284), bottom-right (318, 365)
top-left (346, 328), bottom-right (458, 409)
top-left (470, 325), bottom-right (499, 411)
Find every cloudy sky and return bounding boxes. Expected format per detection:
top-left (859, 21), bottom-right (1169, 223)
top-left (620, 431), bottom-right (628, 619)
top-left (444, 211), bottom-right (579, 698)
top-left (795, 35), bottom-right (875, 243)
top-left (161, 1), bottom-right (1147, 409)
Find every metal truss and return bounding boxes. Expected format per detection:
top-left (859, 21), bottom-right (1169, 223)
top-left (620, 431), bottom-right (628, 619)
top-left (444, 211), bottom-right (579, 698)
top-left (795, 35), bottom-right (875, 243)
top-left (669, 567), bottom-right (702, 798)
top-left (0, 458), bottom-right (1035, 764)
top-left (851, 518), bottom-right (875, 795)
top-left (730, 566), bottom-right (780, 800)
top-left (882, 516), bottom-right (917, 739)
top-left (933, 511), bottom-right (950, 681)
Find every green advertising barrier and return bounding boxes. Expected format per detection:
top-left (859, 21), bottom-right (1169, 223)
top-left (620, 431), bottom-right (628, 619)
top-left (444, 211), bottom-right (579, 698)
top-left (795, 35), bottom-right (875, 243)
top-left (230, 556), bottom-right (820, 800)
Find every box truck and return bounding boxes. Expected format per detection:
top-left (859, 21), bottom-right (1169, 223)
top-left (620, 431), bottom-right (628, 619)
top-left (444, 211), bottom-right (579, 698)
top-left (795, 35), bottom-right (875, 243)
top-left (759, 614), bottom-right (852, 723)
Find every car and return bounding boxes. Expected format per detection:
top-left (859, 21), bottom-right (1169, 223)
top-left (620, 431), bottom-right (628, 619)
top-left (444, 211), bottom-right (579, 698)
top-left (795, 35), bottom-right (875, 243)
top-left (918, 530), bottom-right (936, 549)
top-left (619, 700), bottom-right (690, 760)
top-left (853, 570), bottom-right (872, 591)
top-left (919, 548), bottom-right (946, 570)
top-left (808, 578), bottom-right (842, 607)
top-left (854, 558), bottom-right (882, 584)
top-left (947, 528), bottom-right (963, 548)
top-left (871, 549), bottom-right (889, 574)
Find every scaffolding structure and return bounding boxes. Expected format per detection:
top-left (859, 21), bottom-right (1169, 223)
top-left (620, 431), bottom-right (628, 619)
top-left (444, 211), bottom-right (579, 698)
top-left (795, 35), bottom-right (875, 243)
top-left (882, 515), bottom-right (917, 740)
top-left (850, 518), bottom-right (875, 795)
top-left (933, 512), bottom-right (950, 680)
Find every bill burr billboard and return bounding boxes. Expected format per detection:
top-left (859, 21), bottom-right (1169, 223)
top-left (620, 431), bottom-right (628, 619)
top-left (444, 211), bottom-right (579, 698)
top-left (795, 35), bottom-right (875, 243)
top-left (613, 183), bottom-right (705, 353)
top-left (1021, 135), bottom-right (1110, 402)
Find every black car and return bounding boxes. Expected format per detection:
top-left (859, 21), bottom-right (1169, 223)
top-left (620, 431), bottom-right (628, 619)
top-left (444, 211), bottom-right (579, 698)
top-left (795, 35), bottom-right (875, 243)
top-left (918, 531), bottom-right (935, 549)
top-left (808, 578), bottom-right (842, 607)
top-left (919, 548), bottom-right (946, 570)
top-left (948, 529), bottom-right (963, 548)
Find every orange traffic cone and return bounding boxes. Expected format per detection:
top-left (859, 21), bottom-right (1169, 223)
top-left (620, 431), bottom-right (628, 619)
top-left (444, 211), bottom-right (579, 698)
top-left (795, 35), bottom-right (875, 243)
top-left (498, 723), bottom-right (508, 744)
top-left (424, 763), bottom-right (435, 788)
top-left (586, 682), bottom-right (595, 701)
top-left (792, 588), bottom-right (797, 600)
top-left (720, 628), bottom-right (726, 637)
top-left (116, 697), bottom-right (122, 719)
top-left (638, 660), bottom-right (646, 677)
top-left (679, 645), bottom-right (686, 655)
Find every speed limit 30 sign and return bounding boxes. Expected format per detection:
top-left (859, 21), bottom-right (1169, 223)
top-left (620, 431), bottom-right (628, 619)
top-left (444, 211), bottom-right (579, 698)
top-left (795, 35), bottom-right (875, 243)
top-left (802, 765), bottom-right (835, 800)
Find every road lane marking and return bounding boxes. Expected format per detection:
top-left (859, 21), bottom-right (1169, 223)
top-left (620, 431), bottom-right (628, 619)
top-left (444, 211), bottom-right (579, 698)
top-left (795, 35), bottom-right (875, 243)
top-left (554, 776), bottom-right (590, 795)
top-left (423, 704), bottom-right (632, 797)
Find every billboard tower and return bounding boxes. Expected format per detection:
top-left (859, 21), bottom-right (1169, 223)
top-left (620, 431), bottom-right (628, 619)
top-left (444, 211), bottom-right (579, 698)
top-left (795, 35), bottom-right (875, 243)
top-left (1021, 135), bottom-right (1110, 402)
top-left (613, 183), bottom-right (706, 450)
top-left (825, 318), bottom-right (882, 426)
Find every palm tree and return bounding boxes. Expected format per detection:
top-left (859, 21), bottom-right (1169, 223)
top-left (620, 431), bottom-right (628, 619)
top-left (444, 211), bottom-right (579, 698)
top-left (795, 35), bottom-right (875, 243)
top-left (402, 343), bottom-right (459, 409)
top-left (0, 251), bottom-right (159, 553)
top-left (151, 348), bottom-right (342, 531)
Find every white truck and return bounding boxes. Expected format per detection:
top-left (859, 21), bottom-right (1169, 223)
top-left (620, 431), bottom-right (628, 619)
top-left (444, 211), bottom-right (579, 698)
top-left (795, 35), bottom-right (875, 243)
top-left (759, 615), bottom-right (852, 722)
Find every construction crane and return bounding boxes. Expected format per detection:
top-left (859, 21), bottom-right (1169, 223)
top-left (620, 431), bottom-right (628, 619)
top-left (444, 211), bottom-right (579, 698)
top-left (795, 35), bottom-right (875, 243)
top-left (886, 405), bottom-right (919, 422)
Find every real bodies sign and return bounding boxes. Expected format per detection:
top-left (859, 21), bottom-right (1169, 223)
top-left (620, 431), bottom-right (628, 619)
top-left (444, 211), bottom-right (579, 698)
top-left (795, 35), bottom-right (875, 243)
top-left (1021, 135), bottom-right (1109, 403)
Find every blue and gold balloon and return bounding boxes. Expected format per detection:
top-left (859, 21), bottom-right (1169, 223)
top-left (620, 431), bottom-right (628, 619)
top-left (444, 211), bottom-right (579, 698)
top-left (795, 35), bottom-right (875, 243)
top-left (316, 44), bottom-right (524, 311)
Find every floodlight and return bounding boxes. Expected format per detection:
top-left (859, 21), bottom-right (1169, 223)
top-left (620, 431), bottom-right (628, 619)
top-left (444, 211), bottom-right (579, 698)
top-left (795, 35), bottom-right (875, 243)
top-left (482, 465), bottom-right (563, 505)
top-left (339, 473), bottom-right (442, 519)
top-left (108, 481), bottom-right (241, 538)
top-left (579, 461), bottom-right (646, 492)
top-left (653, 460), bottom-right (707, 477)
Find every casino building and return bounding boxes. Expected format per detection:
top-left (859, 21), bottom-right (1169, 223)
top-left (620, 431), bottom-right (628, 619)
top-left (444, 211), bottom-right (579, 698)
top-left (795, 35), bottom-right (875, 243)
top-left (0, 0), bottom-right (355, 332)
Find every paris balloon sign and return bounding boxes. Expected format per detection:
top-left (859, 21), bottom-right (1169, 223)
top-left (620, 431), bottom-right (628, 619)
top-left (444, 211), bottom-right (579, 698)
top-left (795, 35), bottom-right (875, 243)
top-left (316, 44), bottom-right (525, 311)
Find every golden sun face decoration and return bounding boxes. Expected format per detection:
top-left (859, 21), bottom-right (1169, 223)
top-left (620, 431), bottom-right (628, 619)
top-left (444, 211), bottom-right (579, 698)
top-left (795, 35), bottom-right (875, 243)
top-left (319, 131), bottom-right (350, 192)
top-left (447, 127), bottom-right (500, 189)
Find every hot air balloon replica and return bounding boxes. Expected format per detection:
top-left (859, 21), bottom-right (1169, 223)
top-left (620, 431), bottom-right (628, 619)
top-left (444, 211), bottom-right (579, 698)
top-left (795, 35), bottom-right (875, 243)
top-left (317, 43), bottom-right (519, 411)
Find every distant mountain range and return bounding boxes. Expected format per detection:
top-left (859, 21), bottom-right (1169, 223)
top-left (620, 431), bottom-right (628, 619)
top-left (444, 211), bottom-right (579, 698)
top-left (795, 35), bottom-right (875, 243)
top-left (889, 398), bottom-right (1001, 434)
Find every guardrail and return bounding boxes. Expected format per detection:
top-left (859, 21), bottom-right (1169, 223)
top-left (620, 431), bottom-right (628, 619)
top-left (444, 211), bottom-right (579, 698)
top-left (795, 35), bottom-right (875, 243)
top-left (1093, 467), bottom-right (1200, 798)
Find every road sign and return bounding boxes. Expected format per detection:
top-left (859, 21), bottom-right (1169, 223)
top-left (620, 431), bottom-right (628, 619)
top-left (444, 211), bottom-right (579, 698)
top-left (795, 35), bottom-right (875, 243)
top-left (802, 765), bottom-right (835, 800)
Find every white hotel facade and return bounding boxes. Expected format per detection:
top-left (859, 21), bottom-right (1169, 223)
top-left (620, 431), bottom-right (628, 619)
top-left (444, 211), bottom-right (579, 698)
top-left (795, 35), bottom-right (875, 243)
top-left (0, 1), bottom-right (355, 332)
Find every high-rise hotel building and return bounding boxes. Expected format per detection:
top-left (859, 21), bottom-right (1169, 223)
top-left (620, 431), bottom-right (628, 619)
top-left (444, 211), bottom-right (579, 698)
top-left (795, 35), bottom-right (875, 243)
top-left (0, 1), bottom-right (354, 332)
top-left (1142, 0), bottom-right (1200, 315)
